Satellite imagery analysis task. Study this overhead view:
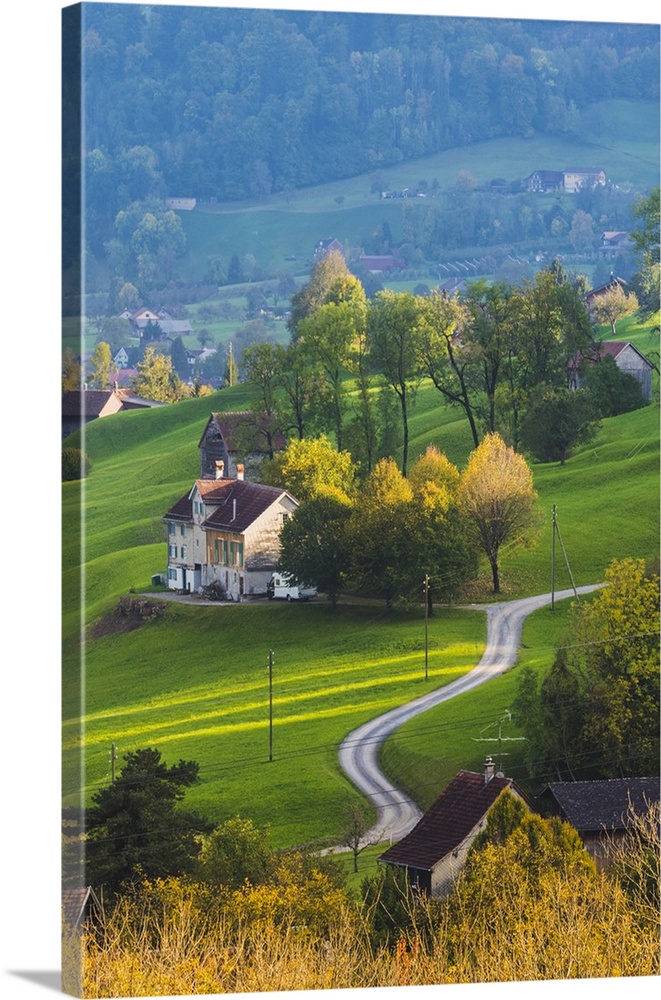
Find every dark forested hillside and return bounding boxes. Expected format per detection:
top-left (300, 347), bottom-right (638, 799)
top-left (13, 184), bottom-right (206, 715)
top-left (80, 3), bottom-right (659, 246)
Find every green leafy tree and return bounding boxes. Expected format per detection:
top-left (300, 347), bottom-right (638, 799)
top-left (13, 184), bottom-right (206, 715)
top-left (458, 433), bottom-right (541, 593)
top-left (276, 340), bottom-right (324, 441)
top-left (85, 748), bottom-right (208, 896)
top-left (240, 341), bottom-right (285, 459)
top-left (348, 457), bottom-right (413, 606)
top-left (630, 187), bottom-right (660, 317)
top-left (582, 354), bottom-right (646, 417)
top-left (404, 446), bottom-right (478, 605)
top-left (520, 385), bottom-right (599, 464)
top-left (461, 280), bottom-right (516, 438)
top-left (510, 267), bottom-right (594, 392)
top-left (278, 487), bottom-right (353, 606)
top-left (631, 186), bottom-right (660, 266)
top-left (367, 290), bottom-right (424, 476)
top-left (417, 290), bottom-right (480, 448)
top-left (297, 300), bottom-right (359, 449)
top-left (196, 817), bottom-right (274, 889)
top-left (288, 250), bottom-right (350, 334)
top-left (515, 558), bottom-right (660, 780)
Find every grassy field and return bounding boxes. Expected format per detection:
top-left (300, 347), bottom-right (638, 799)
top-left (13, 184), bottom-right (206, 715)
top-left (64, 601), bottom-right (486, 849)
top-left (63, 366), bottom-right (659, 850)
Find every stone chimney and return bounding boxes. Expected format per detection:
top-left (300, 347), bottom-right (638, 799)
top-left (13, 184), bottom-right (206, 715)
top-left (236, 463), bottom-right (245, 481)
top-left (215, 460), bottom-right (225, 480)
top-left (484, 756), bottom-right (495, 784)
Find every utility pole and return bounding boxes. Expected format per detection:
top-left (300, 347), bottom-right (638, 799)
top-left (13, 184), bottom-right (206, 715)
top-left (423, 575), bottom-right (429, 681)
top-left (551, 504), bottom-right (557, 611)
top-left (550, 503), bottom-right (579, 610)
top-left (110, 742), bottom-right (117, 783)
top-left (268, 649), bottom-right (274, 762)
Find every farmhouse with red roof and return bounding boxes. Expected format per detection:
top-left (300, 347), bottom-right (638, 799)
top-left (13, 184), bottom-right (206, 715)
top-left (163, 414), bottom-right (297, 599)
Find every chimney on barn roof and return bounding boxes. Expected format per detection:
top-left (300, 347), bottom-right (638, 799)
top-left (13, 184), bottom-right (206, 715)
top-left (484, 756), bottom-right (495, 784)
top-left (215, 460), bottom-right (225, 480)
top-left (236, 463), bottom-right (245, 481)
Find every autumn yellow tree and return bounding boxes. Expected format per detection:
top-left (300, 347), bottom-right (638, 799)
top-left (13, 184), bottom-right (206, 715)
top-left (592, 283), bottom-right (639, 336)
top-left (458, 433), bottom-right (540, 593)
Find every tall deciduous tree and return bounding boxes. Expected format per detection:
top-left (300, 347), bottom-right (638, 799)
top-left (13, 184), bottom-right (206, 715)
top-left (278, 486), bottom-right (353, 606)
top-left (458, 432), bottom-right (540, 593)
top-left (348, 457), bottom-right (413, 606)
top-left (520, 385), bottom-right (599, 464)
top-left (406, 446), bottom-right (478, 605)
top-left (132, 345), bottom-right (176, 401)
top-left (288, 250), bottom-right (351, 333)
top-left (592, 284), bottom-right (640, 336)
top-left (241, 341), bottom-right (285, 459)
top-left (263, 435), bottom-right (358, 502)
top-left (367, 290), bottom-right (424, 476)
top-left (297, 299), bottom-right (360, 449)
top-left (89, 340), bottom-right (114, 389)
top-left (417, 290), bottom-right (480, 448)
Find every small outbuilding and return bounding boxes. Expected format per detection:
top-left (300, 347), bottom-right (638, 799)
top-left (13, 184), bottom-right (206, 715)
top-left (539, 777), bottom-right (659, 870)
top-left (379, 759), bottom-right (533, 897)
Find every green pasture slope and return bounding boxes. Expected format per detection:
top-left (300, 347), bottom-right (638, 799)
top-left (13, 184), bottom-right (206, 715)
top-left (178, 99), bottom-right (660, 277)
top-left (63, 374), bottom-right (659, 848)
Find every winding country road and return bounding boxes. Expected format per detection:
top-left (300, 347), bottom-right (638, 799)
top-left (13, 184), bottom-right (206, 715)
top-left (338, 585), bottom-right (603, 845)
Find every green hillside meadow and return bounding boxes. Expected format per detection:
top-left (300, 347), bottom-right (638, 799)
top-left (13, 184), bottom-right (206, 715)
top-left (63, 360), bottom-right (659, 854)
top-left (178, 101), bottom-right (660, 277)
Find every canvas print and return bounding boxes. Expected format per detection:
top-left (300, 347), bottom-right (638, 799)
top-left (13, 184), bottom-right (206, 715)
top-left (62, 1), bottom-right (660, 996)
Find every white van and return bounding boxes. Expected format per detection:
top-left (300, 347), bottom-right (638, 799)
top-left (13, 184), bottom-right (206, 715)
top-left (267, 573), bottom-right (317, 601)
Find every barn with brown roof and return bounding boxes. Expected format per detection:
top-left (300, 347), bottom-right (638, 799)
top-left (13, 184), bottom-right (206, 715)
top-left (379, 759), bottom-right (533, 896)
top-left (199, 411), bottom-right (286, 480)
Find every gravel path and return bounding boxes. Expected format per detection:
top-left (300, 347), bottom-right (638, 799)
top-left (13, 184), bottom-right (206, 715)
top-left (337, 584), bottom-right (603, 845)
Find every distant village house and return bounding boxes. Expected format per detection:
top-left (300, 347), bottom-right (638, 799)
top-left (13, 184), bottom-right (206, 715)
top-left (524, 167), bottom-right (606, 194)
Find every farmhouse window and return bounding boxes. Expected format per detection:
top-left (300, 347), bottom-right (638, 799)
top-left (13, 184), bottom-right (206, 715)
top-left (168, 544), bottom-right (177, 558)
top-left (222, 539), bottom-right (228, 564)
top-left (180, 546), bottom-right (187, 559)
top-left (230, 541), bottom-right (235, 564)
top-left (180, 525), bottom-right (185, 536)
top-left (168, 523), bottom-right (175, 535)
top-left (214, 539), bottom-right (219, 562)
top-left (237, 542), bottom-right (244, 567)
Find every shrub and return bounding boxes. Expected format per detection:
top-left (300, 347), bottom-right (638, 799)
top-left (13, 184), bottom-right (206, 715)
top-left (62, 447), bottom-right (91, 481)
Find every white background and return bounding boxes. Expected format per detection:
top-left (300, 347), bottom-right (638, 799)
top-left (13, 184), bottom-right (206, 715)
top-left (1, 1), bottom-right (658, 998)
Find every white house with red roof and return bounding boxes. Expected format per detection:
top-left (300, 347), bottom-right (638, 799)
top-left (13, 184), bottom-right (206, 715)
top-left (163, 459), bottom-right (298, 599)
